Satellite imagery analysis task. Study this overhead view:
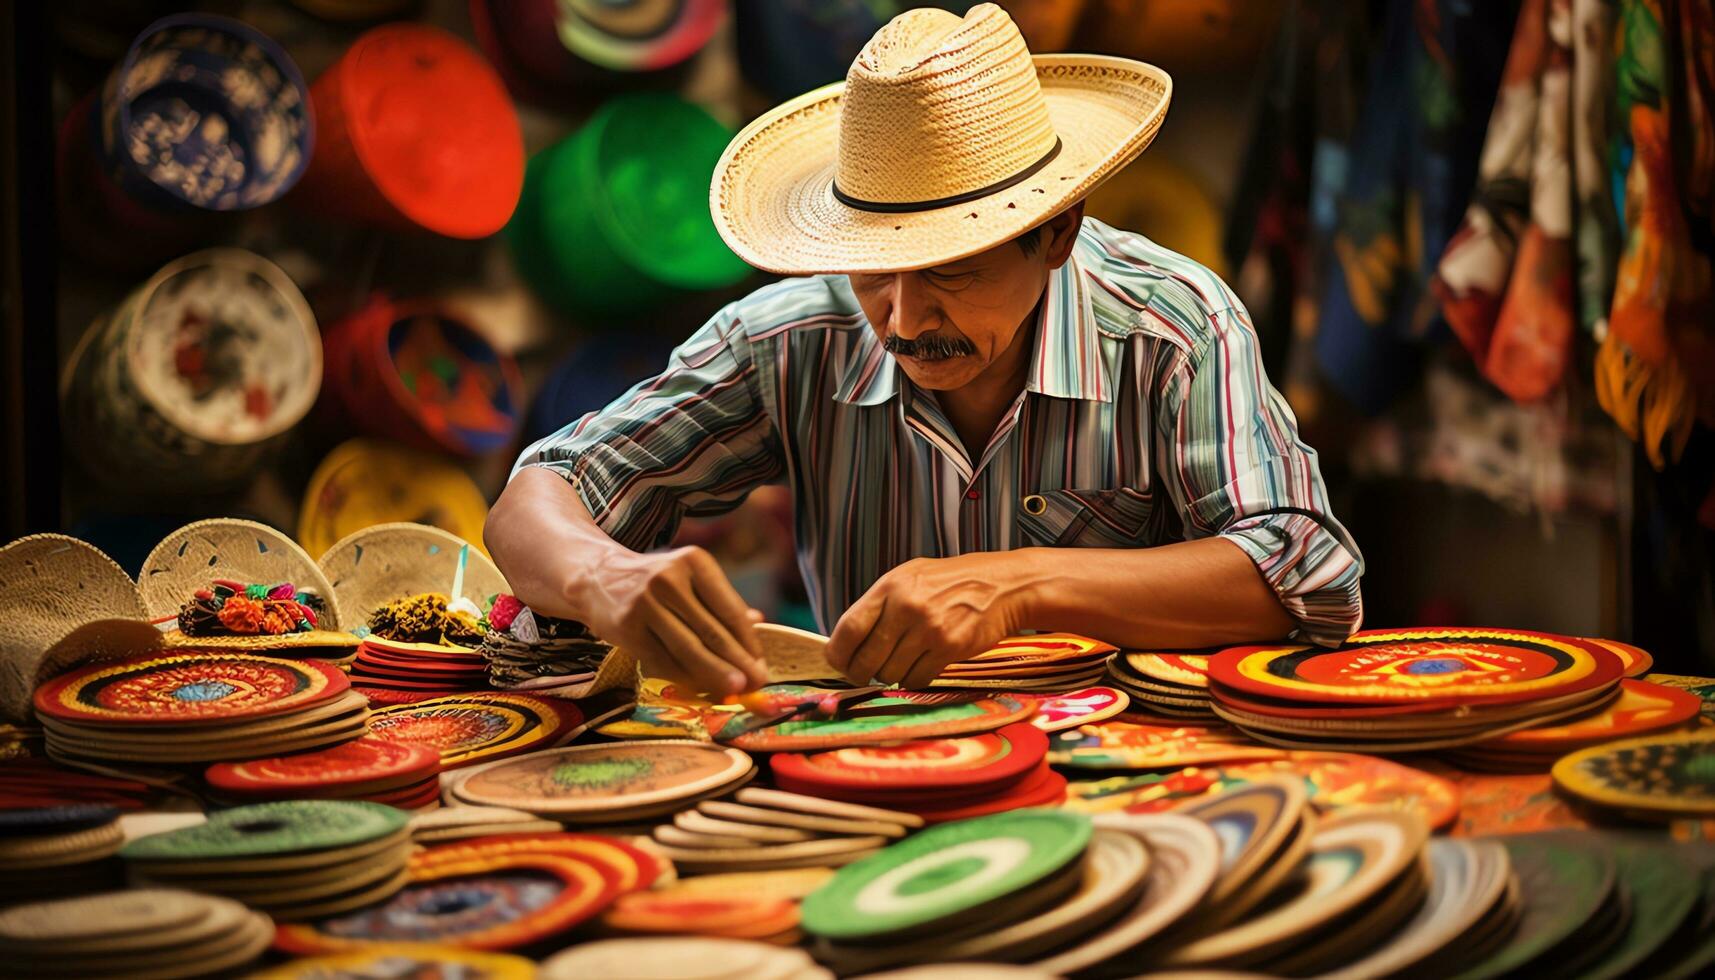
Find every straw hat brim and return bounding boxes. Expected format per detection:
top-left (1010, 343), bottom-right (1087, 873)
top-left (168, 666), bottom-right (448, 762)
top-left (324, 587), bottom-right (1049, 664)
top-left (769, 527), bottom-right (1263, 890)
top-left (317, 522), bottom-right (509, 629)
top-left (139, 519), bottom-right (346, 632)
top-left (712, 54), bottom-right (1172, 275)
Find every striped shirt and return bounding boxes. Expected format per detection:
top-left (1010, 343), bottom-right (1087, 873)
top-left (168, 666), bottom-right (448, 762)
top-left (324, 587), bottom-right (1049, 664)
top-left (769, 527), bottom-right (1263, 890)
top-left (516, 218), bottom-right (1364, 645)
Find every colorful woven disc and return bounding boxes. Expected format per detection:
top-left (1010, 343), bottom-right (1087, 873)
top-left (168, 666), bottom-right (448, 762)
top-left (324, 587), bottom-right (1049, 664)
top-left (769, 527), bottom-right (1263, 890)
top-left (1585, 638), bottom-right (1653, 678)
top-left (1208, 629), bottom-right (1624, 706)
top-left (1490, 680), bottom-right (1702, 751)
top-left (206, 737), bottom-right (440, 795)
top-left (122, 800), bottom-right (408, 860)
top-left (1123, 653), bottom-right (1212, 689)
top-left (34, 652), bottom-right (348, 725)
top-left (249, 945), bottom-right (535, 980)
top-left (367, 693), bottom-right (578, 768)
top-left (721, 693), bottom-right (1034, 751)
top-left (801, 809), bottom-right (1091, 941)
top-left (1552, 730), bottom-right (1715, 816)
top-left (453, 741), bottom-right (751, 815)
top-left (1015, 687), bottom-right (1131, 731)
top-left (769, 723), bottom-right (1046, 793)
top-left (273, 849), bottom-right (620, 953)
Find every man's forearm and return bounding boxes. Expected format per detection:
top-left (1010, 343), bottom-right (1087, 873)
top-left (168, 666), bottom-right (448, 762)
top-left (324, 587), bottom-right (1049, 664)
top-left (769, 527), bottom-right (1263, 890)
top-left (484, 466), bottom-right (630, 622)
top-left (1004, 538), bottom-right (1296, 649)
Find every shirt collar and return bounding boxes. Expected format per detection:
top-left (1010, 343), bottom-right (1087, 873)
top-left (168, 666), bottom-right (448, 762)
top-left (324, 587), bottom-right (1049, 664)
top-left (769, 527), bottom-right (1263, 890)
top-left (832, 251), bottom-right (1111, 406)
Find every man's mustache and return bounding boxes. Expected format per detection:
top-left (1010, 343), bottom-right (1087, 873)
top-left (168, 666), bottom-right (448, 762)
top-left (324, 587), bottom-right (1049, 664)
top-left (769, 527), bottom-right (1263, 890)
top-left (882, 332), bottom-right (978, 360)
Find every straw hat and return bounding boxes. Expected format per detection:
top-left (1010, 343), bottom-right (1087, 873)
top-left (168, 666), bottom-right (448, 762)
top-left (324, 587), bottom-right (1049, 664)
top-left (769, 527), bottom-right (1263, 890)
top-left (710, 3), bottom-right (1171, 275)
top-left (139, 519), bottom-right (355, 656)
top-left (0, 534), bottom-right (157, 722)
top-left (317, 523), bottom-right (509, 628)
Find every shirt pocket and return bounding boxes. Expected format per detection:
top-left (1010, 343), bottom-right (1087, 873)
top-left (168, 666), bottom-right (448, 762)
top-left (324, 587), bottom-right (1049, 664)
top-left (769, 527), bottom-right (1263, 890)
top-left (1017, 487), bottom-right (1155, 548)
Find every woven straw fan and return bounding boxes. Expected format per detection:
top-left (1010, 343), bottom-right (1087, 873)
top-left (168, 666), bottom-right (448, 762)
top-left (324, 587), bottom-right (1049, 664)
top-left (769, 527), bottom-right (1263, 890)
top-left (0, 534), bottom-right (158, 723)
top-left (317, 522), bottom-right (509, 627)
top-left (139, 519), bottom-right (347, 633)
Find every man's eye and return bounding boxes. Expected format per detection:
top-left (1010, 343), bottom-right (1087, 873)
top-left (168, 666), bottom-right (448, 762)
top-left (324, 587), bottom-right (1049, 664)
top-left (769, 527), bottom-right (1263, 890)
top-left (924, 271), bottom-right (978, 288)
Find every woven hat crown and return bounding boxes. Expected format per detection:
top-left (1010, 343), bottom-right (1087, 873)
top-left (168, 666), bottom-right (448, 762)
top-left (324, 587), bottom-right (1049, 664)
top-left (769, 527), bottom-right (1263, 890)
top-left (835, 3), bottom-right (1057, 208)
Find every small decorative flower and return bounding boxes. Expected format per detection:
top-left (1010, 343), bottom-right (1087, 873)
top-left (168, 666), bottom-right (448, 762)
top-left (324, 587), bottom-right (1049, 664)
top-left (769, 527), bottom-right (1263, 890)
top-left (218, 595), bottom-right (266, 633)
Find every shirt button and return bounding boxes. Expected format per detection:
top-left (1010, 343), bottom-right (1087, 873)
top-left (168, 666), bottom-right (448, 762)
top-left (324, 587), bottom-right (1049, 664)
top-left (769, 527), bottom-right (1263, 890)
top-left (965, 488), bottom-right (981, 500)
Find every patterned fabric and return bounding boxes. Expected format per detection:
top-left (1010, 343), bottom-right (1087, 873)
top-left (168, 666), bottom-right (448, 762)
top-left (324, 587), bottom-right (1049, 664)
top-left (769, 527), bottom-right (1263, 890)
top-left (1433, 0), bottom-right (1578, 403)
top-left (1313, 0), bottom-right (1515, 415)
top-left (1596, 0), bottom-right (1715, 470)
top-left (516, 218), bottom-right (1364, 646)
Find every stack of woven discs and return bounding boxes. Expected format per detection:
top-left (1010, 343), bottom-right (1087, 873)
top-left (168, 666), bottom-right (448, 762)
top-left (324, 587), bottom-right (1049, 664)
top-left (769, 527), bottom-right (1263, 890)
top-left (0, 759), bottom-right (154, 810)
top-left (1205, 628), bottom-right (1627, 752)
top-left (275, 833), bottom-right (666, 954)
top-left (0, 805), bottom-right (125, 905)
top-left (0, 889), bottom-right (273, 978)
top-left (801, 809), bottom-right (1096, 973)
top-left (931, 634), bottom-right (1115, 691)
top-left (408, 805), bottom-right (563, 844)
top-left (205, 736), bottom-right (443, 810)
top-left (1162, 780), bottom-right (1317, 935)
top-left (446, 740), bottom-right (757, 823)
top-left (347, 590), bottom-right (492, 704)
top-left (367, 691), bottom-right (579, 770)
top-left (1150, 808), bottom-right (1432, 974)
top-left (120, 800), bottom-right (412, 921)
top-left (33, 652), bottom-right (367, 765)
top-left (1106, 651), bottom-right (1216, 719)
top-left (350, 637), bottom-right (492, 704)
top-left (481, 596), bottom-right (612, 695)
top-left (650, 787), bottom-right (919, 875)
top-left (1446, 678), bottom-right (1703, 772)
top-left (769, 723), bottom-right (1065, 823)
top-left (1552, 729), bottom-right (1715, 822)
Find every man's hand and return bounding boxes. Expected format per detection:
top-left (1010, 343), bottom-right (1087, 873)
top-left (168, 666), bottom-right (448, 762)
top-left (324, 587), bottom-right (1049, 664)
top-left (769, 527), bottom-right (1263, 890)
top-left (486, 467), bottom-right (767, 696)
top-left (825, 553), bottom-right (1032, 690)
top-left (582, 545), bottom-right (769, 696)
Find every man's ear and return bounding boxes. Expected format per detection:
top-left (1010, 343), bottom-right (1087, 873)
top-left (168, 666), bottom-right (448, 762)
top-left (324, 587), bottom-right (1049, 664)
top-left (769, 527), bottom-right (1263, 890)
top-left (1043, 200), bottom-right (1086, 270)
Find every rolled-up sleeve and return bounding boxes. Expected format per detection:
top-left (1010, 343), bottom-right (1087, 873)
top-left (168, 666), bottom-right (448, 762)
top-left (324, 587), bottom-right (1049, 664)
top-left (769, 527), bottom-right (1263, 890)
top-left (1154, 303), bottom-right (1364, 646)
top-left (512, 304), bottom-right (784, 552)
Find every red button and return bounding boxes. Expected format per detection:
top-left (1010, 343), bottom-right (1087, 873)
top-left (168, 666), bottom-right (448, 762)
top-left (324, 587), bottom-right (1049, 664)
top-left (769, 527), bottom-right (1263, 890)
top-left (965, 488), bottom-right (980, 500)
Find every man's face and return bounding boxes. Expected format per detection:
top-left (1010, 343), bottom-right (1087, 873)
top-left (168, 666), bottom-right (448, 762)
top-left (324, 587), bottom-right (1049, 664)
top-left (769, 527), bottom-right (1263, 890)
top-left (847, 208), bottom-right (1081, 392)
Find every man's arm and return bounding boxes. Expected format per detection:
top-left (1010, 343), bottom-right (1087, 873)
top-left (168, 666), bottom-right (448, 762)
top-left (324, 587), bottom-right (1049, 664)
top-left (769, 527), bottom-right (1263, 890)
top-left (487, 304), bottom-right (784, 695)
top-left (486, 467), bottom-right (768, 694)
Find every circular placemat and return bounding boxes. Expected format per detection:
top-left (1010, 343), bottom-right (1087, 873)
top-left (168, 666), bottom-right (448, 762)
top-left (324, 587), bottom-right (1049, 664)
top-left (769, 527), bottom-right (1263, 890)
top-left (541, 936), bottom-right (829, 980)
top-left (453, 741), bottom-right (752, 815)
top-left (249, 944), bottom-right (536, 979)
top-left (0, 804), bottom-right (119, 837)
top-left (0, 887), bottom-right (220, 944)
top-left (1173, 779), bottom-right (1308, 908)
top-left (1584, 638), bottom-right (1652, 678)
top-left (1458, 834), bottom-right (1617, 980)
top-left (206, 736), bottom-right (440, 795)
top-left (801, 809), bottom-right (1092, 942)
top-left (368, 692), bottom-right (577, 768)
top-left (770, 723), bottom-right (1046, 793)
top-left (1551, 730), bottom-right (1715, 816)
top-left (34, 652), bottom-right (349, 726)
top-left (724, 693), bottom-right (1035, 751)
top-left (122, 800), bottom-right (407, 861)
top-left (298, 439), bottom-right (491, 561)
top-left (1209, 629), bottom-right (1623, 706)
top-left (1491, 680), bottom-right (1702, 751)
top-left (1124, 653), bottom-right (1213, 689)
top-left (1014, 687), bottom-right (1131, 731)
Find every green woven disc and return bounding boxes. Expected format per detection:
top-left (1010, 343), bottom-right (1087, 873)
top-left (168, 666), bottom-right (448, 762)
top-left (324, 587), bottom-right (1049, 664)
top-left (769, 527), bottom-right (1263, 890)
top-left (121, 800), bottom-right (407, 861)
top-left (801, 808), bottom-right (1091, 941)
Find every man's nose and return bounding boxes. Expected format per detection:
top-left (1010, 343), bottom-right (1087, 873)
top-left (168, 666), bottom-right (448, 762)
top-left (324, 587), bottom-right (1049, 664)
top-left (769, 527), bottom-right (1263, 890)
top-left (887, 273), bottom-right (937, 339)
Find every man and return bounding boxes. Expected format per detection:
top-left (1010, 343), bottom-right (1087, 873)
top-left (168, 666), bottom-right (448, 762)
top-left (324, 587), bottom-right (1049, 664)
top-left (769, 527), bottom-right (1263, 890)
top-left (488, 4), bottom-right (1362, 695)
